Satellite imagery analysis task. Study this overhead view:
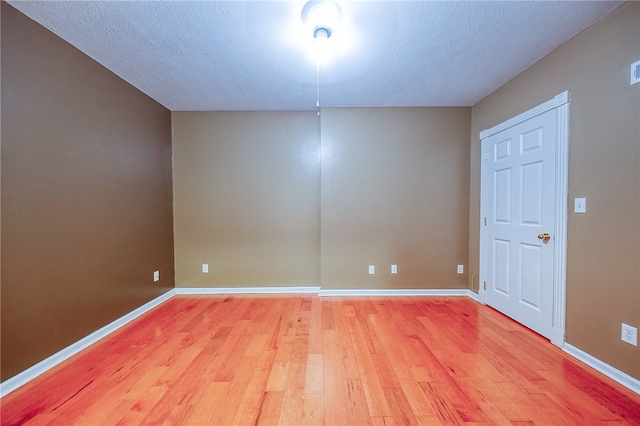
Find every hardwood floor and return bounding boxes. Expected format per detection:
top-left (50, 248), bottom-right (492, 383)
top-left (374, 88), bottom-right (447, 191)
top-left (2, 295), bottom-right (639, 425)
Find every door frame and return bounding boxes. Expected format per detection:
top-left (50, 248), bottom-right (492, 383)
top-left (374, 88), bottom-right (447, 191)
top-left (479, 91), bottom-right (570, 348)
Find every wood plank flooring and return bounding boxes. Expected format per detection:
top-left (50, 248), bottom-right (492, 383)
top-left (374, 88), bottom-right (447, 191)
top-left (2, 295), bottom-right (639, 425)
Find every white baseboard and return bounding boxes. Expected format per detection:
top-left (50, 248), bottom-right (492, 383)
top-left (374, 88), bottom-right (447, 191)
top-left (175, 287), bottom-right (473, 297)
top-left (318, 288), bottom-right (475, 297)
top-left (174, 286), bottom-right (321, 295)
top-left (563, 343), bottom-right (640, 395)
top-left (0, 290), bottom-right (175, 398)
top-left (465, 290), bottom-right (480, 302)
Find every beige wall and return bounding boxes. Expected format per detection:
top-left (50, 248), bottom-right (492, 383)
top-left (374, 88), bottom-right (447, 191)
top-left (1, 4), bottom-right (175, 380)
top-left (172, 111), bottom-right (321, 288)
top-left (321, 108), bottom-right (471, 289)
top-left (469, 2), bottom-right (639, 379)
top-left (173, 108), bottom-right (471, 291)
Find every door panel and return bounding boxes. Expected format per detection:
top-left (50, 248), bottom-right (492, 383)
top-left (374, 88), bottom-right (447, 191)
top-left (521, 161), bottom-right (543, 225)
top-left (520, 243), bottom-right (542, 309)
top-left (493, 239), bottom-right (511, 296)
top-left (494, 169), bottom-right (511, 223)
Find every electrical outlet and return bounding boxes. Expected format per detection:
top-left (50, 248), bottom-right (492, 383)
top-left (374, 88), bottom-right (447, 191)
top-left (368, 265), bottom-right (375, 275)
top-left (153, 271), bottom-right (160, 282)
top-left (391, 264), bottom-right (397, 274)
top-left (202, 263), bottom-right (209, 273)
top-left (621, 323), bottom-right (637, 346)
top-left (457, 265), bottom-right (464, 274)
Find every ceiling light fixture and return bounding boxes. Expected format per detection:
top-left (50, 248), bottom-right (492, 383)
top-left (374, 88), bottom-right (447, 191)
top-left (301, 0), bottom-right (342, 41)
top-left (301, 0), bottom-right (342, 115)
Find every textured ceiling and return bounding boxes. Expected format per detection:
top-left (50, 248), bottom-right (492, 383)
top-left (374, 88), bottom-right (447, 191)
top-left (8, 1), bottom-right (622, 111)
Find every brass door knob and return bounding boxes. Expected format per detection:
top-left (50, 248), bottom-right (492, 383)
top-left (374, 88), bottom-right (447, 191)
top-left (537, 233), bottom-right (551, 243)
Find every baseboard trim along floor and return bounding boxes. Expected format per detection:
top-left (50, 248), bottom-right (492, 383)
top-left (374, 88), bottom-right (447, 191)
top-left (0, 289), bottom-right (176, 398)
top-left (2, 287), bottom-right (637, 398)
top-left (564, 343), bottom-right (640, 395)
top-left (318, 288), bottom-right (475, 297)
top-left (174, 286), bottom-right (321, 295)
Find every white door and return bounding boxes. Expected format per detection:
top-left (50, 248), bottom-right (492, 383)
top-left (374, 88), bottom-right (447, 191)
top-left (482, 108), bottom-right (556, 339)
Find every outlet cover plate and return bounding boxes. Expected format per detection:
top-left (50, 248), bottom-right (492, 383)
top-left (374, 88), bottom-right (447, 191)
top-left (621, 323), bottom-right (637, 346)
top-left (368, 265), bottom-right (375, 275)
top-left (391, 264), bottom-right (397, 274)
top-left (457, 265), bottom-right (464, 274)
top-left (202, 263), bottom-right (209, 273)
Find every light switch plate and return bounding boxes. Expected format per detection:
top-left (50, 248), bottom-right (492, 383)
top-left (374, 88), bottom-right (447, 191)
top-left (153, 271), bottom-right (159, 282)
top-left (368, 265), bottom-right (375, 275)
top-left (391, 265), bottom-right (397, 274)
top-left (574, 197), bottom-right (586, 213)
top-left (202, 263), bottom-right (209, 273)
top-left (631, 60), bottom-right (640, 85)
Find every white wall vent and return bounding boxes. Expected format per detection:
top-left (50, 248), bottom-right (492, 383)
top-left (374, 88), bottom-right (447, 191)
top-left (631, 60), bottom-right (640, 85)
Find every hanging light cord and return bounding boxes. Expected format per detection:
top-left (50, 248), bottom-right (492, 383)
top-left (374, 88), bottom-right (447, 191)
top-left (316, 61), bottom-right (321, 116)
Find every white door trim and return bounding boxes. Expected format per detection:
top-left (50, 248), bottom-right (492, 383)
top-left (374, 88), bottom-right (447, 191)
top-left (479, 91), bottom-right (570, 348)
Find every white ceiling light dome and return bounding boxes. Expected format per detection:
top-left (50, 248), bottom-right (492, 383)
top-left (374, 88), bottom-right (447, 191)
top-left (301, 0), bottom-right (342, 39)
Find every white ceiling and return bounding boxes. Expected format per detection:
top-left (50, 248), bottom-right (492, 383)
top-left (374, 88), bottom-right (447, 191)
top-left (8, 1), bottom-right (622, 111)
